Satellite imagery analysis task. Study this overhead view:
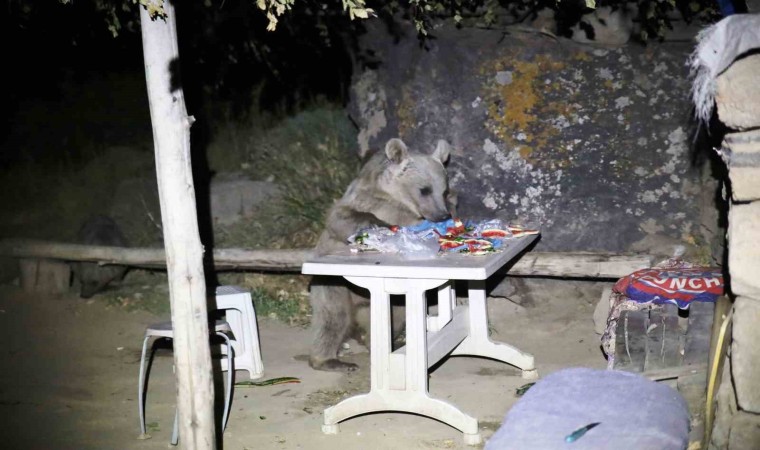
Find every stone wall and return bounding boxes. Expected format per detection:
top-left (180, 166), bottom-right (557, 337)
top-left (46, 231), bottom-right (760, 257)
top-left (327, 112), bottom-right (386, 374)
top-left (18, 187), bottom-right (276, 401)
top-left (709, 54), bottom-right (760, 450)
top-left (349, 20), bottom-right (722, 260)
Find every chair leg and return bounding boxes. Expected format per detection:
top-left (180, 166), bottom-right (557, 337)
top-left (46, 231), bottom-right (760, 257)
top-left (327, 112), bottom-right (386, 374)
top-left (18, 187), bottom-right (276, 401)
top-left (217, 331), bottom-right (235, 432)
top-left (155, 331), bottom-right (234, 445)
top-left (137, 335), bottom-right (153, 438)
top-left (170, 408), bottom-right (179, 446)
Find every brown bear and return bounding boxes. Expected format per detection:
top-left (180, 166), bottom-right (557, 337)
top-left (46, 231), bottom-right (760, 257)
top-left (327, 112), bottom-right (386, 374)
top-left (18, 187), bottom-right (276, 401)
top-left (309, 137), bottom-right (455, 372)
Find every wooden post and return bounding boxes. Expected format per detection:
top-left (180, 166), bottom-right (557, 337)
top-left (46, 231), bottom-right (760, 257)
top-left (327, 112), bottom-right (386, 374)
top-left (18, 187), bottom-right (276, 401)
top-left (18, 258), bottom-right (71, 294)
top-left (140, 1), bottom-right (215, 448)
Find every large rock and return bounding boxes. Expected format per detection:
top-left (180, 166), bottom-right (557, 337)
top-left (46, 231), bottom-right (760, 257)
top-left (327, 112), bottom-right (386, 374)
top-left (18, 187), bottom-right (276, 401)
top-left (726, 129), bottom-right (760, 202)
top-left (716, 54), bottom-right (760, 131)
top-left (109, 173), bottom-right (280, 245)
top-left (728, 202), bottom-right (760, 299)
top-left (728, 410), bottom-right (760, 450)
top-left (709, 355), bottom-right (737, 449)
top-left (349, 21), bottom-right (717, 255)
top-left (109, 177), bottom-right (163, 246)
top-left (569, 6), bottom-right (634, 47)
top-left (209, 174), bottom-right (280, 226)
top-left (731, 297), bottom-right (760, 413)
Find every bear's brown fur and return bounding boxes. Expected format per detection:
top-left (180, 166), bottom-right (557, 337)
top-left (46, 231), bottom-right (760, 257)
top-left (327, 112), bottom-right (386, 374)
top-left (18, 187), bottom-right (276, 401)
top-left (309, 138), bottom-right (454, 371)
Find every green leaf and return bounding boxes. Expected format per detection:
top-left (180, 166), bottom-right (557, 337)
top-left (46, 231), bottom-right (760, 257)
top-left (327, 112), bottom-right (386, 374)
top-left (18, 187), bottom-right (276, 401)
top-left (516, 382), bottom-right (536, 396)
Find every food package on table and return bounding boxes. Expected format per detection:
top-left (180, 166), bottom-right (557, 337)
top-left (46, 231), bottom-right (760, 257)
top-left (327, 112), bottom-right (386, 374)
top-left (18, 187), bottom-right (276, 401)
top-left (347, 218), bottom-right (539, 257)
top-left (348, 225), bottom-right (440, 258)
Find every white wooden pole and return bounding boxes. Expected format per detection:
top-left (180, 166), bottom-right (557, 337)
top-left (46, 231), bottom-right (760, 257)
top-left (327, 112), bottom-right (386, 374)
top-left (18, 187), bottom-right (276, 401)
top-left (140, 1), bottom-right (216, 448)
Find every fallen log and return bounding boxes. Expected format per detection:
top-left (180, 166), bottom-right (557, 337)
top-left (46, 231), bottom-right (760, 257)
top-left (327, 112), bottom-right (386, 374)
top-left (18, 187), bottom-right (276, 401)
top-left (0, 239), bottom-right (311, 272)
top-left (0, 238), bottom-right (653, 279)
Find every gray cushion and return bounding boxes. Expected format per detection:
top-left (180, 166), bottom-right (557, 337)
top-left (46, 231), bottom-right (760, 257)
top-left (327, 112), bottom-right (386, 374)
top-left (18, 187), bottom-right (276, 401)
top-left (485, 367), bottom-right (690, 450)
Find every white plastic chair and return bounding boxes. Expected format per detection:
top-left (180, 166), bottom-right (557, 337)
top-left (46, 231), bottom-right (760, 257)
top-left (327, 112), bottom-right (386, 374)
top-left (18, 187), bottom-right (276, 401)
top-left (137, 320), bottom-right (235, 445)
top-left (215, 285), bottom-right (264, 380)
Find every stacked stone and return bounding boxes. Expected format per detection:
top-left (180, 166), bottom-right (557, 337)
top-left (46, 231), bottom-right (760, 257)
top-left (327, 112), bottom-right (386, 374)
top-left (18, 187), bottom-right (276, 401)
top-left (710, 53), bottom-right (760, 450)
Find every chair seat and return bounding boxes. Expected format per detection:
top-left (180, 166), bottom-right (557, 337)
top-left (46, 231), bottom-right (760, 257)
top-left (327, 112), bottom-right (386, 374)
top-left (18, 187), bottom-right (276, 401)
top-left (139, 318), bottom-right (235, 445)
top-left (145, 319), bottom-right (232, 339)
top-left (214, 285), bottom-right (264, 380)
top-left (139, 286), bottom-right (263, 444)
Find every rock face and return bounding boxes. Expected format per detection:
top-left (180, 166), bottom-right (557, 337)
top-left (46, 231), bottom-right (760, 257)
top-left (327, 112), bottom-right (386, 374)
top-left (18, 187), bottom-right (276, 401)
top-left (569, 6), bottom-right (634, 47)
top-left (708, 34), bottom-right (760, 447)
top-left (725, 130), bottom-right (760, 202)
top-left (109, 173), bottom-right (280, 246)
top-left (716, 54), bottom-right (760, 131)
top-left (728, 201), bottom-right (760, 299)
top-left (349, 21), bottom-right (718, 257)
top-left (209, 174), bottom-right (280, 226)
top-left (110, 177), bottom-right (163, 246)
top-left (731, 297), bottom-right (760, 413)
top-left (727, 411), bottom-right (760, 450)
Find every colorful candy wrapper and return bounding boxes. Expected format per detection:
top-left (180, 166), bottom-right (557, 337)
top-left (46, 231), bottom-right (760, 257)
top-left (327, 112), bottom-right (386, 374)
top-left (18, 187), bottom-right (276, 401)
top-left (347, 218), bottom-right (539, 257)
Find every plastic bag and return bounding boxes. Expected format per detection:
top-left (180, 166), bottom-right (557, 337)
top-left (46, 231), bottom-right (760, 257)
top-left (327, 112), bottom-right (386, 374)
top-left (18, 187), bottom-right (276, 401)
top-left (348, 225), bottom-right (439, 258)
top-left (347, 218), bottom-right (539, 258)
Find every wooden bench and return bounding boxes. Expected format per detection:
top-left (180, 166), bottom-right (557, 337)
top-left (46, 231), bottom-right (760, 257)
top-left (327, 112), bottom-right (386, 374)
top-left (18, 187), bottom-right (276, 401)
top-left (0, 238), bottom-right (656, 294)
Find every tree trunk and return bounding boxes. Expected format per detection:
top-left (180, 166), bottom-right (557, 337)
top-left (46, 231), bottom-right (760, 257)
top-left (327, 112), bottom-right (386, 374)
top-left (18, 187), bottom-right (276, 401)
top-left (140, 2), bottom-right (216, 448)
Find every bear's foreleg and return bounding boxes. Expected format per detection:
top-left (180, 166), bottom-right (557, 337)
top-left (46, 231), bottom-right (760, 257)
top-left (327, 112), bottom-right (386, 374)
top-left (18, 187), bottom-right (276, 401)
top-left (309, 276), bottom-right (359, 372)
top-left (353, 301), bottom-right (407, 350)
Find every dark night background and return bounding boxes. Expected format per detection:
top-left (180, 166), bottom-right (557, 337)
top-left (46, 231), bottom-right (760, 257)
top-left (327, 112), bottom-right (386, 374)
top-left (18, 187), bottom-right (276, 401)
top-left (1, 0), bottom-right (359, 166)
top-left (0, 1), bottom-right (753, 449)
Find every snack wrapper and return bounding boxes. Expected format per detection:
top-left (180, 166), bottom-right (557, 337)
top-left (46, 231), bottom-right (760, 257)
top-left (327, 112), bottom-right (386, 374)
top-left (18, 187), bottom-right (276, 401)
top-left (347, 218), bottom-right (539, 257)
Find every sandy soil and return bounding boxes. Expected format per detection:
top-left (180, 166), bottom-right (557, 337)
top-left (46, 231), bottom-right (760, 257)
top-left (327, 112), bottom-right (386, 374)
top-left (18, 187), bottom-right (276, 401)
top-left (0, 279), bottom-right (608, 450)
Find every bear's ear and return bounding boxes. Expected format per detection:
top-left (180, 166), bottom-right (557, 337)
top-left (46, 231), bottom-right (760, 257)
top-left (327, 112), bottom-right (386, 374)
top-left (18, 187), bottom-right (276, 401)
top-left (385, 138), bottom-right (409, 164)
top-left (433, 139), bottom-right (451, 165)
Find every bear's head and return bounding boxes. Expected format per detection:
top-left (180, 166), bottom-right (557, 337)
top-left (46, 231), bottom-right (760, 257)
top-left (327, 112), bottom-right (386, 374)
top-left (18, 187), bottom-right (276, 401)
top-left (380, 138), bottom-right (452, 223)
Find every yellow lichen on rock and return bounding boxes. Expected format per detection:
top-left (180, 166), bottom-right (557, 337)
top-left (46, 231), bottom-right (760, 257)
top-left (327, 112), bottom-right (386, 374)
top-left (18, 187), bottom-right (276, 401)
top-left (519, 146), bottom-right (533, 159)
top-left (481, 53), bottom-right (573, 167)
top-left (574, 52), bottom-right (591, 62)
top-left (396, 85), bottom-right (417, 139)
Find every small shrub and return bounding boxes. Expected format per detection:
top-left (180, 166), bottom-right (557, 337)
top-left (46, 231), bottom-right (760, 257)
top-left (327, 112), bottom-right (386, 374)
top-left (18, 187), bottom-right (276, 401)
top-left (248, 105), bottom-right (359, 233)
top-left (250, 287), bottom-right (309, 326)
top-left (211, 103), bottom-right (360, 249)
top-left (0, 145), bottom-right (154, 241)
top-left (97, 269), bottom-right (171, 315)
top-left (238, 272), bottom-right (311, 326)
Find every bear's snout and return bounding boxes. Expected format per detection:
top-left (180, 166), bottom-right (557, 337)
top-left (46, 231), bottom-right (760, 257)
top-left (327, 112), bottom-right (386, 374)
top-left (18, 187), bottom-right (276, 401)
top-left (428, 210), bottom-right (451, 223)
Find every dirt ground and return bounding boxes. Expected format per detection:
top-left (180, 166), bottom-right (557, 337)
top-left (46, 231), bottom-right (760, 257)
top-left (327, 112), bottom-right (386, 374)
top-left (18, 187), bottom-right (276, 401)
top-left (0, 278), bottom-right (608, 450)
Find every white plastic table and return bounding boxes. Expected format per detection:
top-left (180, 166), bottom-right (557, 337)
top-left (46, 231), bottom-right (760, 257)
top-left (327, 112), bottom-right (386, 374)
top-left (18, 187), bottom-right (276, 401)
top-left (301, 234), bottom-right (539, 445)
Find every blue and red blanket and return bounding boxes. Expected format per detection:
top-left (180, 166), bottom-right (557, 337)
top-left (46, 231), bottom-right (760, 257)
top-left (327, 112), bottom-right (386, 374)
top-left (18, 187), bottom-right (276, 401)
top-left (613, 266), bottom-right (724, 309)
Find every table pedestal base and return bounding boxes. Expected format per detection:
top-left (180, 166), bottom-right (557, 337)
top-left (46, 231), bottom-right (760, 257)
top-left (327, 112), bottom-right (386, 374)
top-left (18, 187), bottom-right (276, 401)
top-left (323, 390), bottom-right (481, 445)
top-left (322, 276), bottom-right (536, 445)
